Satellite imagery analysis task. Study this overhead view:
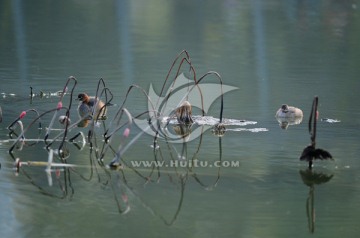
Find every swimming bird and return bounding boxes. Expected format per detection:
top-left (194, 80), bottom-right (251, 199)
top-left (176, 101), bottom-right (193, 124)
top-left (76, 93), bottom-right (107, 122)
top-left (275, 104), bottom-right (303, 118)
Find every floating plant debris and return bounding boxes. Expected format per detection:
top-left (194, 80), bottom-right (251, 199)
top-left (321, 118), bottom-right (341, 123)
top-left (227, 128), bottom-right (268, 133)
top-left (162, 115), bottom-right (257, 127)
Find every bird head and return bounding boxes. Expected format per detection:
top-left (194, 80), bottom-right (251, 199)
top-left (77, 93), bottom-right (89, 103)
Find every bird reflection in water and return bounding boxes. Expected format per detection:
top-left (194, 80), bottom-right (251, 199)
top-left (275, 104), bottom-right (303, 129)
top-left (299, 169), bottom-right (334, 233)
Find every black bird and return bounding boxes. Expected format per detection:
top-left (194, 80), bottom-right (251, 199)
top-left (300, 96), bottom-right (333, 169)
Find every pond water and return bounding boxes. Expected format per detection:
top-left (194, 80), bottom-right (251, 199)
top-left (1, 1), bottom-right (360, 237)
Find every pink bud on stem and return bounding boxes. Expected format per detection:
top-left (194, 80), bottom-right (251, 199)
top-left (123, 128), bottom-right (130, 138)
top-left (19, 111), bottom-right (27, 119)
top-left (57, 101), bottom-right (63, 110)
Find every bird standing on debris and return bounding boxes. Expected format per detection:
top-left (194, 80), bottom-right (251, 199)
top-left (176, 101), bottom-right (193, 124)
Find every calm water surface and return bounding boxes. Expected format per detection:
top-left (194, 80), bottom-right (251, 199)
top-left (1, 1), bottom-right (360, 237)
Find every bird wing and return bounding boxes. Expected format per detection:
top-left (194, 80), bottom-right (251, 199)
top-left (314, 148), bottom-right (333, 160)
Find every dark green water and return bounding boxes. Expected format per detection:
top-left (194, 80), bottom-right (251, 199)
top-left (1, 1), bottom-right (360, 237)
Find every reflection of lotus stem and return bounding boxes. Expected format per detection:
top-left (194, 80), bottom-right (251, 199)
top-left (8, 107), bottom-right (68, 153)
top-left (11, 121), bottom-right (25, 140)
top-left (102, 108), bottom-right (134, 166)
top-left (306, 186), bottom-right (315, 233)
top-left (300, 169), bottom-right (333, 233)
top-left (14, 157), bottom-right (77, 176)
top-left (213, 123), bottom-right (226, 137)
top-left (45, 113), bottom-right (85, 149)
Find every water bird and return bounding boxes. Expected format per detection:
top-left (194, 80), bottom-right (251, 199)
top-left (176, 101), bottom-right (193, 124)
top-left (300, 96), bottom-right (333, 169)
top-left (275, 104), bottom-right (303, 118)
top-left (76, 93), bottom-right (107, 123)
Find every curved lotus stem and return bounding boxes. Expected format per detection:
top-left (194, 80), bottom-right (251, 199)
top-left (45, 76), bottom-right (77, 142)
top-left (8, 107), bottom-right (68, 153)
top-left (8, 109), bottom-right (41, 131)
